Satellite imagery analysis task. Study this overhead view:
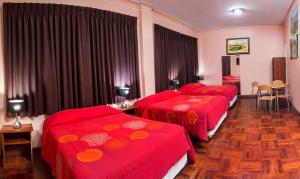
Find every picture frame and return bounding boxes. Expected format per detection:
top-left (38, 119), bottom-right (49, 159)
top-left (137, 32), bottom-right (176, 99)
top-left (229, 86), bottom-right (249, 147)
top-left (290, 7), bottom-right (298, 37)
top-left (226, 37), bottom-right (250, 55)
top-left (291, 34), bottom-right (298, 59)
top-left (290, 7), bottom-right (298, 59)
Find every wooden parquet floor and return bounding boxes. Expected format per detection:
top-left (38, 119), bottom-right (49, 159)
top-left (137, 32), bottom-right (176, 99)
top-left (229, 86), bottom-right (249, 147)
top-left (177, 98), bottom-right (300, 179)
top-left (1, 98), bottom-right (300, 179)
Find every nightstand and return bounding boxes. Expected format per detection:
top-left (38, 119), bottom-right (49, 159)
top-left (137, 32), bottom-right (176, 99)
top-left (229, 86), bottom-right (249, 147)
top-left (118, 105), bottom-right (137, 115)
top-left (1, 124), bottom-right (33, 169)
top-left (108, 100), bottom-right (138, 115)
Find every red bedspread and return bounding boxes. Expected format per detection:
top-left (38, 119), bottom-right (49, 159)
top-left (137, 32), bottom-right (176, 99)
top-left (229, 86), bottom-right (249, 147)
top-left (135, 90), bottom-right (228, 141)
top-left (223, 80), bottom-right (240, 85)
top-left (42, 106), bottom-right (194, 179)
top-left (222, 76), bottom-right (241, 95)
top-left (179, 83), bottom-right (237, 104)
top-left (223, 75), bottom-right (240, 80)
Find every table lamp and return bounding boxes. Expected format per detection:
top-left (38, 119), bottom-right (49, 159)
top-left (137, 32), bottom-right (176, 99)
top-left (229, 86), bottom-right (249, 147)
top-left (171, 79), bottom-right (179, 91)
top-left (196, 75), bottom-right (205, 83)
top-left (8, 99), bottom-right (25, 129)
top-left (117, 87), bottom-right (130, 108)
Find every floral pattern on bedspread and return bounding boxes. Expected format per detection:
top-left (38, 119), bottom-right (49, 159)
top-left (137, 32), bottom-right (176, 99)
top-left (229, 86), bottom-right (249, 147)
top-left (42, 106), bottom-right (195, 179)
top-left (135, 92), bottom-right (228, 141)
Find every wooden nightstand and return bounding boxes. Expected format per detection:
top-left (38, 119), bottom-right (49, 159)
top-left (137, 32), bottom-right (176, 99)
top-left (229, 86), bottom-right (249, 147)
top-left (1, 124), bottom-right (33, 169)
top-left (118, 105), bottom-right (137, 115)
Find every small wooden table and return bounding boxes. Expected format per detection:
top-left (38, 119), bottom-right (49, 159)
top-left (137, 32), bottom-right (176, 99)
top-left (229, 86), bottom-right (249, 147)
top-left (1, 124), bottom-right (33, 169)
top-left (116, 105), bottom-right (137, 115)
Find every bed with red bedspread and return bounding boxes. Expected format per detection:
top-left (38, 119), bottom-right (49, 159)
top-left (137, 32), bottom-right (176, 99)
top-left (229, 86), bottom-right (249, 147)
top-left (42, 106), bottom-right (194, 179)
top-left (134, 90), bottom-right (228, 141)
top-left (223, 75), bottom-right (240, 81)
top-left (222, 75), bottom-right (240, 95)
top-left (179, 83), bottom-right (238, 106)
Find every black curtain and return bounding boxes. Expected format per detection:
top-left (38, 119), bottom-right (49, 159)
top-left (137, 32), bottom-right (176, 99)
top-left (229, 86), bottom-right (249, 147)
top-left (3, 3), bottom-right (140, 116)
top-left (154, 24), bottom-right (198, 93)
top-left (222, 56), bottom-right (231, 76)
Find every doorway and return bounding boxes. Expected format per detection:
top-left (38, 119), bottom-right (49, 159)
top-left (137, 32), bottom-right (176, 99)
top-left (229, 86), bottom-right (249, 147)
top-left (221, 56), bottom-right (241, 95)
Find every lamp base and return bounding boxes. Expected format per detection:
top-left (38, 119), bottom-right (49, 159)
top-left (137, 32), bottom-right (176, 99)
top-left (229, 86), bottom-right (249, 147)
top-left (120, 100), bottom-right (129, 108)
top-left (13, 118), bottom-right (22, 129)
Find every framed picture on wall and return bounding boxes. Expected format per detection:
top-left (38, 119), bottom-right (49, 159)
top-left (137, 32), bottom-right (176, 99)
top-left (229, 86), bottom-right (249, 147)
top-left (291, 34), bottom-right (298, 59)
top-left (290, 7), bottom-right (298, 59)
top-left (290, 7), bottom-right (298, 37)
top-left (226, 38), bottom-right (250, 55)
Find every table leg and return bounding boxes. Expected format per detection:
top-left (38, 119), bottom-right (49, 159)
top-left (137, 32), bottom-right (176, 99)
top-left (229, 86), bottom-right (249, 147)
top-left (276, 90), bottom-right (279, 112)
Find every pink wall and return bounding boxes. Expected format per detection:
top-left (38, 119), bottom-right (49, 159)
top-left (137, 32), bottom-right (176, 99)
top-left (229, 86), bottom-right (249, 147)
top-left (198, 25), bottom-right (284, 95)
top-left (283, 0), bottom-right (300, 112)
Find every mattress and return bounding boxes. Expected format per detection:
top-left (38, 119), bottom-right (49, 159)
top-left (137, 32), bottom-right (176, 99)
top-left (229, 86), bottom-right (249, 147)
top-left (208, 112), bottom-right (227, 138)
top-left (163, 153), bottom-right (187, 179)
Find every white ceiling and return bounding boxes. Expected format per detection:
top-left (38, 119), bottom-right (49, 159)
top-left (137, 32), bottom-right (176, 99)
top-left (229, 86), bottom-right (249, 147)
top-left (133, 0), bottom-right (293, 30)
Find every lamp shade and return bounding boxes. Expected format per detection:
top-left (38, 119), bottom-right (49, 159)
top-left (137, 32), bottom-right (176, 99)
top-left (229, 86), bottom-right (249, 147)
top-left (8, 99), bottom-right (25, 114)
top-left (170, 79), bottom-right (179, 86)
top-left (117, 87), bottom-right (130, 97)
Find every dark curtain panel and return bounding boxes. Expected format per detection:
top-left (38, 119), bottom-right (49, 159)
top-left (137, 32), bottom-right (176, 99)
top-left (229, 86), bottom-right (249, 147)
top-left (222, 56), bottom-right (231, 76)
top-left (154, 24), bottom-right (198, 93)
top-left (3, 3), bottom-right (140, 116)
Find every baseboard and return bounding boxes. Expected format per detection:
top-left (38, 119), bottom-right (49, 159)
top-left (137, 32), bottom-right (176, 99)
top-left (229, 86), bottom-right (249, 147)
top-left (239, 95), bottom-right (256, 99)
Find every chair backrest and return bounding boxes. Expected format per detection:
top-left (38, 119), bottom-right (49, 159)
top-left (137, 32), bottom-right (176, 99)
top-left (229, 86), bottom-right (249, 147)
top-left (284, 83), bottom-right (290, 95)
top-left (252, 81), bottom-right (259, 88)
top-left (273, 80), bottom-right (284, 86)
top-left (284, 83), bottom-right (289, 88)
top-left (258, 85), bottom-right (272, 95)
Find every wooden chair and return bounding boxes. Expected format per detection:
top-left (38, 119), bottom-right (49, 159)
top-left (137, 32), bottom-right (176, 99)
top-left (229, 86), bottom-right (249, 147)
top-left (257, 85), bottom-right (276, 112)
top-left (251, 81), bottom-right (259, 94)
top-left (277, 83), bottom-right (290, 112)
top-left (272, 81), bottom-right (286, 111)
top-left (252, 81), bottom-right (260, 110)
top-left (273, 80), bottom-right (284, 86)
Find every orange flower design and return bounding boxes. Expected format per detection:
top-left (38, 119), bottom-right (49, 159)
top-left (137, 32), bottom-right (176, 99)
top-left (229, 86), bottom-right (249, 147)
top-left (187, 111), bottom-right (198, 125)
top-left (105, 138), bottom-right (128, 149)
top-left (58, 135), bottom-right (78, 143)
top-left (147, 122), bottom-right (163, 130)
top-left (122, 120), bottom-right (147, 130)
top-left (102, 124), bottom-right (120, 131)
top-left (129, 130), bottom-right (150, 140)
top-left (165, 112), bottom-right (176, 123)
top-left (77, 149), bottom-right (103, 163)
top-left (201, 89), bottom-right (208, 94)
top-left (80, 132), bottom-right (112, 146)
